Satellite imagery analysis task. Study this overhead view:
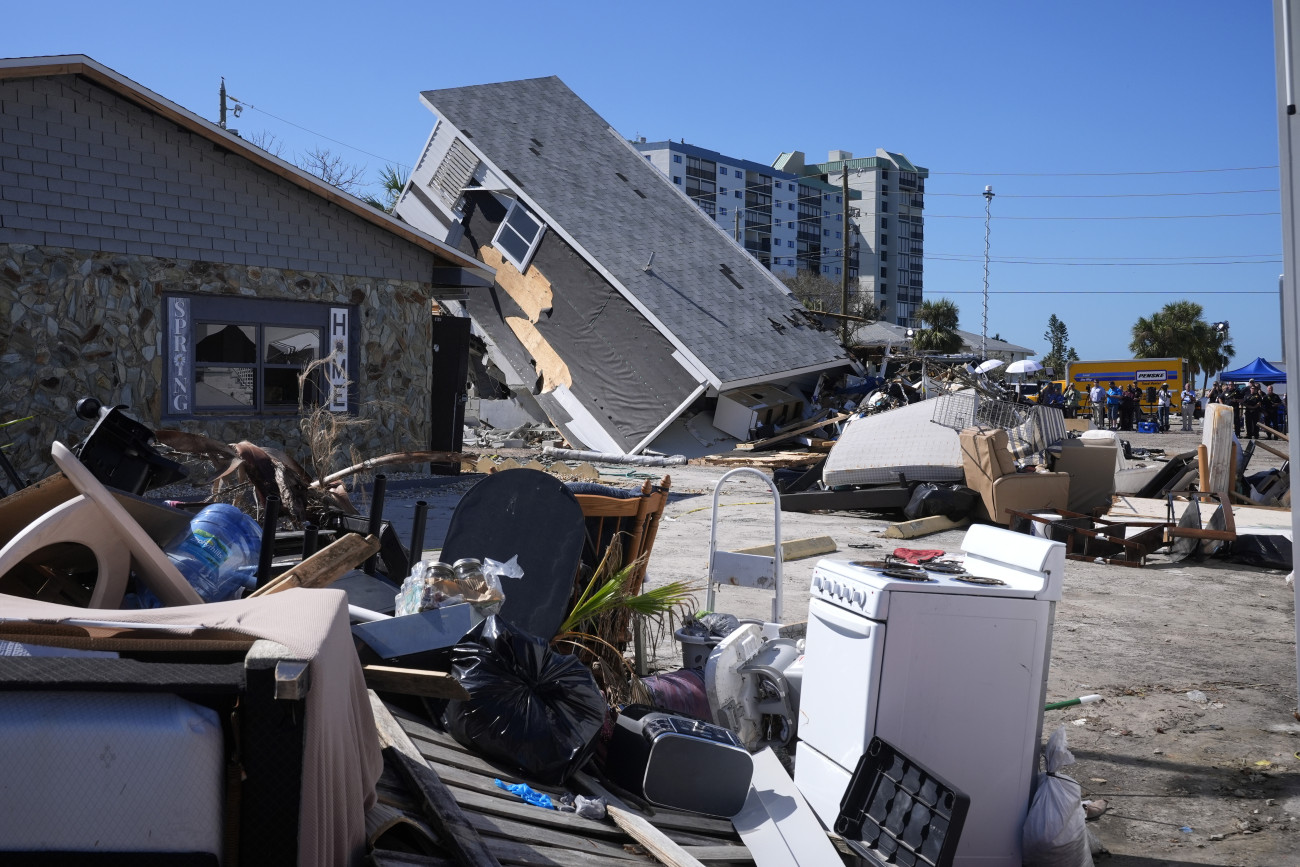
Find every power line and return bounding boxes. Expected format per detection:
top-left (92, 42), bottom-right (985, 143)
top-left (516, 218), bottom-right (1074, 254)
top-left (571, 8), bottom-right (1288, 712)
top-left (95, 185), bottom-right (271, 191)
top-left (926, 251), bottom-right (1281, 260)
top-left (234, 101), bottom-right (412, 172)
top-left (934, 289), bottom-right (1278, 294)
top-left (924, 212), bottom-right (1280, 220)
top-left (927, 165), bottom-right (1279, 177)
top-left (927, 256), bottom-right (1282, 266)
top-left (924, 188), bottom-right (1279, 199)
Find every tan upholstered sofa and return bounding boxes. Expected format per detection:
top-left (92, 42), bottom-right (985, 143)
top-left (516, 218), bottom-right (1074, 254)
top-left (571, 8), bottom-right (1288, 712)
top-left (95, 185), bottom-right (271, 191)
top-left (959, 427), bottom-right (1071, 525)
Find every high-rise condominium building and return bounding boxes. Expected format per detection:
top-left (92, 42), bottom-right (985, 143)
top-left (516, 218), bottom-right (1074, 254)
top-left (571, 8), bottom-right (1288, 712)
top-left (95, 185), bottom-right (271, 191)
top-left (637, 141), bottom-right (926, 327)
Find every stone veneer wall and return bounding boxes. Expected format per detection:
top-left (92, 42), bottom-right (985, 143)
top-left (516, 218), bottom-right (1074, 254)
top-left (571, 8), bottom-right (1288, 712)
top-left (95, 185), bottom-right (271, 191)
top-left (0, 243), bottom-right (434, 482)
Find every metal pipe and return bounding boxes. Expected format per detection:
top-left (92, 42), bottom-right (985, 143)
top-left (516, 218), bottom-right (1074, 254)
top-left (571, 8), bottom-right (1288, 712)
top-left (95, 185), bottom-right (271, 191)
top-left (301, 521), bottom-right (318, 559)
top-left (628, 381), bottom-right (708, 456)
top-left (409, 500), bottom-right (428, 566)
top-left (256, 495), bottom-right (280, 587)
top-left (364, 474), bottom-right (387, 575)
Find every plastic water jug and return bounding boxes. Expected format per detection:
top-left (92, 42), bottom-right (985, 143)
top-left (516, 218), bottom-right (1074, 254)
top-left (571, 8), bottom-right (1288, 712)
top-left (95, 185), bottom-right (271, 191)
top-left (165, 503), bottom-right (263, 602)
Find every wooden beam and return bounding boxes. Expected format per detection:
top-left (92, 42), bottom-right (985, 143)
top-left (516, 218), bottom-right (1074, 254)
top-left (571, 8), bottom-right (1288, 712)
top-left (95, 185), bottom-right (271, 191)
top-left (735, 412), bottom-right (850, 451)
top-left (1260, 423), bottom-right (1289, 442)
top-left (370, 693), bottom-right (503, 867)
top-left (731, 536), bottom-right (838, 561)
top-left (573, 772), bottom-right (707, 867)
top-left (364, 665), bottom-right (469, 700)
top-left (249, 533), bottom-right (380, 597)
top-left (884, 515), bottom-right (971, 540)
top-left (1253, 439), bottom-right (1290, 461)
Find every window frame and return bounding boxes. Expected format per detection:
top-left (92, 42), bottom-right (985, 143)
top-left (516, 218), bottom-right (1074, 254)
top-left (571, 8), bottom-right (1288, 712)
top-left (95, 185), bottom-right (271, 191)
top-left (492, 198), bottom-right (547, 272)
top-left (165, 294), bottom-right (357, 418)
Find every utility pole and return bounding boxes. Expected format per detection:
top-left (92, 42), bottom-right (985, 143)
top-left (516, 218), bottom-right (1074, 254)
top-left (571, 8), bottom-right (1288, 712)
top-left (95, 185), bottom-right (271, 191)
top-left (219, 77), bottom-right (228, 129)
top-left (981, 185), bottom-right (995, 361)
top-left (735, 208), bottom-right (742, 244)
top-left (841, 168), bottom-right (851, 343)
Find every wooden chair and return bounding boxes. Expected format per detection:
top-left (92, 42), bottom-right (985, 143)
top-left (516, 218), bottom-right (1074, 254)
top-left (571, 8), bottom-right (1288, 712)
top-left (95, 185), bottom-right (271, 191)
top-left (567, 475), bottom-right (671, 598)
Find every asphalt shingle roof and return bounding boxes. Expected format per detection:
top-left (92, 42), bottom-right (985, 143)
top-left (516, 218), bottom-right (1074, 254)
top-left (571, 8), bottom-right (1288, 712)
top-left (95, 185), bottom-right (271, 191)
top-left (421, 76), bottom-right (847, 386)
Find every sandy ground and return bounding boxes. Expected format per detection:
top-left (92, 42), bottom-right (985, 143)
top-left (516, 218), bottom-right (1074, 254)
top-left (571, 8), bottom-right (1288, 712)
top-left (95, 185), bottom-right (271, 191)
top-left (336, 422), bottom-right (1300, 864)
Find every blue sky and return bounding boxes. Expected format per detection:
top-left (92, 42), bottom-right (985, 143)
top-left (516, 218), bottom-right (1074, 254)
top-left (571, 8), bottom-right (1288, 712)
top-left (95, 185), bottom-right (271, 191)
top-left (5, 1), bottom-right (1284, 372)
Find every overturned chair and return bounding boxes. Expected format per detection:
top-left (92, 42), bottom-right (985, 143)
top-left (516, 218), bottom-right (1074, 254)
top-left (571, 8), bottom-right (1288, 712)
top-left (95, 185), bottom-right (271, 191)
top-left (960, 427), bottom-right (1070, 525)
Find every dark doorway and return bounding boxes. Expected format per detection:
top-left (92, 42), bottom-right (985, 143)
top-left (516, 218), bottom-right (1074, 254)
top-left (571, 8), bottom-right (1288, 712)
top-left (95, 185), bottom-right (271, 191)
top-left (430, 314), bottom-right (471, 475)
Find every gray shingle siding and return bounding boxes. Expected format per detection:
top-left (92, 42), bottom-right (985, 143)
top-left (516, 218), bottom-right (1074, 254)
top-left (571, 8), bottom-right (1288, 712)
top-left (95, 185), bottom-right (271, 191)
top-left (421, 76), bottom-right (847, 385)
top-left (0, 74), bottom-right (435, 282)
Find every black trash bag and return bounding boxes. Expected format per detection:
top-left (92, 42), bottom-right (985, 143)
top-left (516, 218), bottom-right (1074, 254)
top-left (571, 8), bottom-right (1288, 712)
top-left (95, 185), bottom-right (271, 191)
top-left (1226, 535), bottom-right (1293, 571)
top-left (442, 616), bottom-right (607, 785)
top-left (904, 483), bottom-right (980, 521)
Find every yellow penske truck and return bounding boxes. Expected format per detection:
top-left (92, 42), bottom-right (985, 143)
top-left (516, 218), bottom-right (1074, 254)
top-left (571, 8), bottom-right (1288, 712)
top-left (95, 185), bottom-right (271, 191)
top-left (1061, 358), bottom-right (1184, 421)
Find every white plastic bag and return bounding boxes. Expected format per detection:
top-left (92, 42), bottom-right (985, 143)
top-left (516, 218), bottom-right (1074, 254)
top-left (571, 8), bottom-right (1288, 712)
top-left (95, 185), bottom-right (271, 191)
top-left (1022, 725), bottom-right (1094, 867)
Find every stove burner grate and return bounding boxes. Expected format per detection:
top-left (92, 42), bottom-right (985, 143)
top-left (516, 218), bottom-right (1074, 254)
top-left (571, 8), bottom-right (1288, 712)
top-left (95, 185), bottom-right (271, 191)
top-left (880, 568), bottom-right (936, 581)
top-left (951, 574), bottom-right (1008, 586)
top-left (921, 559), bottom-right (967, 575)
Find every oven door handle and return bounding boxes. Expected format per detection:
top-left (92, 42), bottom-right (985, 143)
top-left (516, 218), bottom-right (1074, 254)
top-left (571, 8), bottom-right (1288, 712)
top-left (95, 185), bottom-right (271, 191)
top-left (810, 597), bottom-right (880, 635)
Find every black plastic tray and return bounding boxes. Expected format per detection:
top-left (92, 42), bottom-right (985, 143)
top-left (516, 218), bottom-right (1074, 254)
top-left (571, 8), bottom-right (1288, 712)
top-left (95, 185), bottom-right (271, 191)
top-left (834, 737), bottom-right (970, 867)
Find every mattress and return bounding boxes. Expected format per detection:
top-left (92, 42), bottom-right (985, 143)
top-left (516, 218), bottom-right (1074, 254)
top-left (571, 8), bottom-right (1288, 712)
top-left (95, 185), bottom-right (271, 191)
top-left (823, 399), bottom-right (964, 487)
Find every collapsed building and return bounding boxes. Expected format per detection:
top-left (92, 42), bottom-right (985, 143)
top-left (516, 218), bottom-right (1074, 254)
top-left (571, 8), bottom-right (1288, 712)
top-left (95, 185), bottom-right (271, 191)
top-left (393, 76), bottom-right (851, 454)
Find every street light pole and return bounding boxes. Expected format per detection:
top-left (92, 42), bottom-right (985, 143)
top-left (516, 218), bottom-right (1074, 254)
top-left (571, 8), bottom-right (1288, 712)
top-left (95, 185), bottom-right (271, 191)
top-left (982, 185), bottom-right (995, 361)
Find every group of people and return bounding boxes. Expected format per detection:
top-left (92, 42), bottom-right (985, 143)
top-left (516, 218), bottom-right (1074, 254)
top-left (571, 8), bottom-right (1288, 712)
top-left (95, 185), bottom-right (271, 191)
top-left (1074, 378), bottom-right (1288, 439)
top-left (1205, 380), bottom-right (1287, 440)
top-left (1084, 382), bottom-right (1170, 432)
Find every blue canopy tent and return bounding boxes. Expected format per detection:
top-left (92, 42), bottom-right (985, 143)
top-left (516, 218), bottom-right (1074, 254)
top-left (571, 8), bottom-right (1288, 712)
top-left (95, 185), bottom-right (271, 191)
top-left (1219, 357), bottom-right (1287, 383)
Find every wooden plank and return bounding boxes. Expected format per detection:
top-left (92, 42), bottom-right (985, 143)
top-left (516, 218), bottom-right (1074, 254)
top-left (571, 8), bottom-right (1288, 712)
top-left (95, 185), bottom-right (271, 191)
top-left (679, 846), bottom-right (754, 863)
top-left (731, 535), bottom-right (838, 561)
top-left (1260, 423), bottom-right (1289, 442)
top-left (371, 850), bottom-right (459, 867)
top-left (465, 811), bottom-right (642, 862)
top-left (408, 730), bottom-right (737, 838)
top-left (734, 413), bottom-right (850, 451)
top-left (884, 515), bottom-right (971, 540)
top-left (1253, 438), bottom-right (1290, 461)
top-left (426, 757), bottom-right (571, 804)
top-left (573, 772), bottom-right (707, 867)
top-left (366, 802), bottom-right (440, 850)
top-left (440, 781), bottom-right (628, 841)
top-left (1106, 495), bottom-right (1292, 530)
top-left (482, 835), bottom-right (633, 867)
top-left (364, 665), bottom-right (469, 700)
top-left (249, 533), bottom-right (379, 596)
top-left (370, 693), bottom-right (504, 867)
top-left (411, 736), bottom-right (570, 797)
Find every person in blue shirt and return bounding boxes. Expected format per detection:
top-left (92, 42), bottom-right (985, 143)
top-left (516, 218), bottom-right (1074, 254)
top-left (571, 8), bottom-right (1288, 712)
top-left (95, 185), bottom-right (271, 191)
top-left (1106, 382), bottom-right (1122, 430)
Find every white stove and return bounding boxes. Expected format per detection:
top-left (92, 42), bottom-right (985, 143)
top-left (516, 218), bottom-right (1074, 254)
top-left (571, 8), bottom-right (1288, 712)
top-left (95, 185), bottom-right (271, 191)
top-left (794, 525), bottom-right (1066, 867)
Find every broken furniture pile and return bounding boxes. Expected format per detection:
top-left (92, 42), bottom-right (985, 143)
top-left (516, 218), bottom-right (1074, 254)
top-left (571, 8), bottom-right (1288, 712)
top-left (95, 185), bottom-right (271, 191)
top-left (1006, 403), bottom-right (1292, 569)
top-left (0, 400), bottom-right (879, 864)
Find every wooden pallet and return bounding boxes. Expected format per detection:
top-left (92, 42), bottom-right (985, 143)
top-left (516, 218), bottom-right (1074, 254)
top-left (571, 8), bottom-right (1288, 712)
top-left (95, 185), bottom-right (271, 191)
top-left (367, 695), bottom-right (789, 866)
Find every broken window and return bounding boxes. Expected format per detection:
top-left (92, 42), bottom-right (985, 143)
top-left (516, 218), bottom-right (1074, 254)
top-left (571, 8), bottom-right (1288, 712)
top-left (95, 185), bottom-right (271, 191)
top-left (167, 296), bottom-right (354, 417)
top-left (194, 322), bottom-right (322, 410)
top-left (493, 199), bottom-right (546, 271)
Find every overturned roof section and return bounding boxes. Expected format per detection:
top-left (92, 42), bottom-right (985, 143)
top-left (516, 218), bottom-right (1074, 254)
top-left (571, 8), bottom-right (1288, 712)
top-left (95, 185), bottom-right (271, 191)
top-left (418, 76), bottom-right (848, 390)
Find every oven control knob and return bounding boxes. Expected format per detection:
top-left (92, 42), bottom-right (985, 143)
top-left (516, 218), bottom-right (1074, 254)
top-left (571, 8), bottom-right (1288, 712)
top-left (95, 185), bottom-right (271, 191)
top-left (812, 575), bottom-right (822, 591)
top-left (852, 589), bottom-right (864, 607)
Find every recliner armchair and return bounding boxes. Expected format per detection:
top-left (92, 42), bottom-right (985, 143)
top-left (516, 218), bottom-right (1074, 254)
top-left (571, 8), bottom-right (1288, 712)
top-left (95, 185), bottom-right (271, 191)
top-left (959, 427), bottom-right (1071, 525)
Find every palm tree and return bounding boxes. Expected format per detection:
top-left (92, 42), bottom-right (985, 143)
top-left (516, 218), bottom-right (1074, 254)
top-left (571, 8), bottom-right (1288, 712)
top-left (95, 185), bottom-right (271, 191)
top-left (1129, 301), bottom-right (1233, 386)
top-left (361, 164), bottom-right (409, 213)
top-left (911, 299), bottom-right (964, 354)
